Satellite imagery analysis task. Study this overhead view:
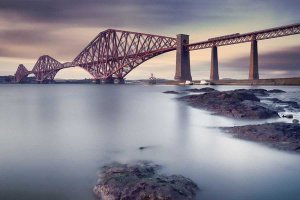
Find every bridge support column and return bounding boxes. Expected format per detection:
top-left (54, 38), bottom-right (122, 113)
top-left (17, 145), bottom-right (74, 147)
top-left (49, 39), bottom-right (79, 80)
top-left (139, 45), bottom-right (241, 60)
top-left (101, 77), bottom-right (114, 84)
top-left (210, 46), bottom-right (219, 81)
top-left (249, 39), bottom-right (259, 80)
top-left (115, 78), bottom-right (125, 84)
top-left (175, 34), bottom-right (192, 81)
top-left (94, 79), bottom-right (101, 84)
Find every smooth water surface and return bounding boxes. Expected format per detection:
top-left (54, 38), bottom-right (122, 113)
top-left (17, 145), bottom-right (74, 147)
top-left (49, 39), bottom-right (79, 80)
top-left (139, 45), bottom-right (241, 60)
top-left (0, 84), bottom-right (300, 200)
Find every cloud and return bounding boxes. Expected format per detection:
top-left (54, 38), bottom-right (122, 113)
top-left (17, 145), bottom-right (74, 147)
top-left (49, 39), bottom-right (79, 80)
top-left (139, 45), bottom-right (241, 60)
top-left (0, 0), bottom-right (299, 78)
top-left (0, 0), bottom-right (298, 29)
top-left (222, 45), bottom-right (300, 78)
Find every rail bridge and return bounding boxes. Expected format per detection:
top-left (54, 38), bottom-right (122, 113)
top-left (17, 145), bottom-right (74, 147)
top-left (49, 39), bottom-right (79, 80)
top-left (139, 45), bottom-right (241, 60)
top-left (14, 23), bottom-right (300, 83)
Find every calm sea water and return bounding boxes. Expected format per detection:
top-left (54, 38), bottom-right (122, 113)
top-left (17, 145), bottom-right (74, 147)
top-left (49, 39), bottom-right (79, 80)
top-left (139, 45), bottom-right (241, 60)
top-left (0, 84), bottom-right (299, 200)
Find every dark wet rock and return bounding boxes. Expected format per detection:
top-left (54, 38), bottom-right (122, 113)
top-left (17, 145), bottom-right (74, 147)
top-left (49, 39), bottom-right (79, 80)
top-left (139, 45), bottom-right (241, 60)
top-left (184, 87), bottom-right (217, 93)
top-left (93, 161), bottom-right (199, 200)
top-left (163, 91), bottom-right (181, 94)
top-left (282, 114), bottom-right (293, 119)
top-left (265, 98), bottom-right (300, 109)
top-left (234, 88), bottom-right (269, 96)
top-left (268, 89), bottom-right (286, 93)
top-left (222, 122), bottom-right (300, 152)
top-left (293, 119), bottom-right (299, 124)
top-left (138, 146), bottom-right (155, 150)
top-left (178, 90), bottom-right (279, 119)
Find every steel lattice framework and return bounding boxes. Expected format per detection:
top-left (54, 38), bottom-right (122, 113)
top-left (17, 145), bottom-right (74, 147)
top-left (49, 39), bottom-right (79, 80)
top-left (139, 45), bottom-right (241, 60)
top-left (73, 29), bottom-right (177, 80)
top-left (14, 23), bottom-right (300, 83)
top-left (32, 55), bottom-right (64, 82)
top-left (188, 23), bottom-right (300, 50)
top-left (15, 64), bottom-right (30, 83)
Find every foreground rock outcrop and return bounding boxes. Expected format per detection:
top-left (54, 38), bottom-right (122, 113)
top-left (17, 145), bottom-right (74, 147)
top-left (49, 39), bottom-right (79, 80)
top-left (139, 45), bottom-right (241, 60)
top-left (178, 90), bottom-right (279, 119)
top-left (222, 122), bottom-right (300, 152)
top-left (93, 161), bottom-right (199, 200)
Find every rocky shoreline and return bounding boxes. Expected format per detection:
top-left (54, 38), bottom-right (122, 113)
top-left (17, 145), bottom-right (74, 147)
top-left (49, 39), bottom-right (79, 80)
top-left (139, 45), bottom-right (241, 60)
top-left (222, 122), bottom-right (300, 152)
top-left (93, 161), bottom-right (199, 200)
top-left (164, 87), bottom-right (300, 153)
top-left (92, 87), bottom-right (299, 199)
top-left (178, 88), bottom-right (280, 119)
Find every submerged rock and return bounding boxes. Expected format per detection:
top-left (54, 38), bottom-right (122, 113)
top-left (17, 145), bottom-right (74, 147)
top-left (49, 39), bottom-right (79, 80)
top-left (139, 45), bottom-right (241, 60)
top-left (178, 90), bottom-right (279, 119)
top-left (93, 161), bottom-right (199, 200)
top-left (282, 114), bottom-right (294, 119)
top-left (266, 98), bottom-right (300, 109)
top-left (221, 122), bottom-right (300, 152)
top-left (293, 119), bottom-right (299, 124)
top-left (138, 146), bottom-right (155, 150)
top-left (268, 89), bottom-right (286, 93)
top-left (184, 87), bottom-right (217, 93)
top-left (163, 91), bottom-right (181, 94)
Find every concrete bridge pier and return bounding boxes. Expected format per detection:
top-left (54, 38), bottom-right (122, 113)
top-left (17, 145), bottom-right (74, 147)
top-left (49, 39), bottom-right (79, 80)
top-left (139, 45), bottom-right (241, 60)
top-left (101, 77), bottom-right (115, 84)
top-left (210, 46), bottom-right (219, 81)
top-left (174, 34), bottom-right (192, 81)
top-left (115, 78), bottom-right (125, 84)
top-left (249, 39), bottom-right (259, 80)
top-left (94, 79), bottom-right (101, 84)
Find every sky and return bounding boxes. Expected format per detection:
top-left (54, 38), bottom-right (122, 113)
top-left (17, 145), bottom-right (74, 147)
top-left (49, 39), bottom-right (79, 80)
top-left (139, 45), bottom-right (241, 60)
top-left (0, 0), bottom-right (299, 80)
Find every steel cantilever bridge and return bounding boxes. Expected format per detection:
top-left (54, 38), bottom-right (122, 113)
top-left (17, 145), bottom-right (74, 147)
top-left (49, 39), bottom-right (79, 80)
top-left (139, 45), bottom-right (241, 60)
top-left (15, 23), bottom-right (300, 83)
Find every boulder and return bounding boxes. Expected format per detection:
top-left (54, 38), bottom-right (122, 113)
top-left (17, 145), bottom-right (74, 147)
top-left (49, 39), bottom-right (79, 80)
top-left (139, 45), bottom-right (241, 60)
top-left (293, 119), bottom-right (299, 124)
top-left (283, 114), bottom-right (294, 119)
top-left (93, 161), bottom-right (199, 200)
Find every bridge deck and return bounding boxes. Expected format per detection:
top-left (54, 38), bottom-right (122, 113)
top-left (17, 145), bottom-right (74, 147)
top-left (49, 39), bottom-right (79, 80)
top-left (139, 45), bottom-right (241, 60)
top-left (188, 23), bottom-right (300, 50)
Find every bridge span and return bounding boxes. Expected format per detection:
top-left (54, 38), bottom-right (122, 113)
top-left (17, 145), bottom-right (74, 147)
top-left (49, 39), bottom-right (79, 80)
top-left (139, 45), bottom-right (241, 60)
top-left (14, 23), bottom-right (300, 83)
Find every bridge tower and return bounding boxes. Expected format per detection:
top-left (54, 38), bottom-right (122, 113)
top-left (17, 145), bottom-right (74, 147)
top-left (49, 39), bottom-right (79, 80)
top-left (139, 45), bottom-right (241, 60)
top-left (249, 39), bottom-right (259, 80)
top-left (210, 46), bottom-right (219, 81)
top-left (175, 34), bottom-right (192, 81)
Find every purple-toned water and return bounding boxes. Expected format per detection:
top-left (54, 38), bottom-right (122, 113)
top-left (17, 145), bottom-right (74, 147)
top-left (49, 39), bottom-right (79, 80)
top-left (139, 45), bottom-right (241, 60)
top-left (0, 84), bottom-right (299, 200)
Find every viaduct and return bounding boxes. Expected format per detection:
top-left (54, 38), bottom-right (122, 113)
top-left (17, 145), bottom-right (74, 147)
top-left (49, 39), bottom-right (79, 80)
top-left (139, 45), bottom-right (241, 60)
top-left (15, 23), bottom-right (300, 83)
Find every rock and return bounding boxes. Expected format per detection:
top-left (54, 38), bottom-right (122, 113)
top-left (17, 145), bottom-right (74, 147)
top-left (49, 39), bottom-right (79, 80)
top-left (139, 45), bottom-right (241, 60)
top-left (283, 114), bottom-right (293, 119)
top-left (93, 161), bottom-right (199, 200)
top-left (178, 90), bottom-right (279, 119)
top-left (184, 87), bottom-right (217, 93)
top-left (266, 98), bottom-right (300, 109)
top-left (293, 119), bottom-right (299, 124)
top-left (138, 146), bottom-right (154, 150)
top-left (268, 89), bottom-right (286, 93)
top-left (234, 88), bottom-right (269, 96)
top-left (163, 91), bottom-right (181, 94)
top-left (221, 122), bottom-right (300, 152)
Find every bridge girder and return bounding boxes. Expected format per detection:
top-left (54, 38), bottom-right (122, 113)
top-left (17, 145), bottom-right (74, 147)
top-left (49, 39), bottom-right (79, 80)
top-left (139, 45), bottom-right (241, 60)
top-left (32, 55), bottom-right (64, 82)
top-left (73, 29), bottom-right (176, 80)
top-left (188, 23), bottom-right (300, 50)
top-left (15, 64), bottom-right (30, 83)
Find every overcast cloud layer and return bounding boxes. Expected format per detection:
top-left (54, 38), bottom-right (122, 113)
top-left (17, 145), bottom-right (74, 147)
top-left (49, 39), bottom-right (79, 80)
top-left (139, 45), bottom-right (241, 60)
top-left (0, 0), bottom-right (299, 79)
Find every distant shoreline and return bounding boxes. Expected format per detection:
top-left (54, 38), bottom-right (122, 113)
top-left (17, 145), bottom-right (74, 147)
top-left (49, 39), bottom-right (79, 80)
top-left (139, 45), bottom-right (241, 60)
top-left (1, 76), bottom-right (300, 85)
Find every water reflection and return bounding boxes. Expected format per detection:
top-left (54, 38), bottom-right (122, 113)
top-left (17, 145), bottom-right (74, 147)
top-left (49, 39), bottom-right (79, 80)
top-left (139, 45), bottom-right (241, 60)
top-left (0, 84), bottom-right (299, 200)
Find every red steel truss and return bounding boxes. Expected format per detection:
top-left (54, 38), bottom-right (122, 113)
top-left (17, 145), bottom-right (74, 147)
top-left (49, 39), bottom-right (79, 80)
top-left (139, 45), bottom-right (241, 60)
top-left (15, 64), bottom-right (30, 83)
top-left (14, 23), bottom-right (300, 83)
top-left (73, 29), bottom-right (176, 80)
top-left (32, 55), bottom-right (64, 82)
top-left (188, 23), bottom-right (300, 50)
